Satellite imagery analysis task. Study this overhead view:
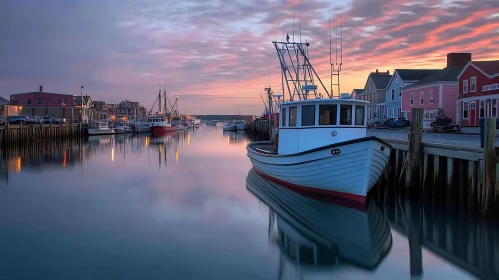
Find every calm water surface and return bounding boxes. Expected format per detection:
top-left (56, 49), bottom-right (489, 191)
top-left (0, 126), bottom-right (493, 279)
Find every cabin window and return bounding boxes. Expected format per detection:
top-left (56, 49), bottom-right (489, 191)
top-left (340, 104), bottom-right (352, 125)
top-left (355, 106), bottom-right (365, 126)
top-left (289, 106), bottom-right (297, 126)
top-left (301, 105), bottom-right (315, 126)
top-left (319, 105), bottom-right (337, 125)
top-left (281, 108), bottom-right (287, 126)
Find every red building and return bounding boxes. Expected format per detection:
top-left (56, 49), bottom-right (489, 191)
top-left (456, 60), bottom-right (499, 126)
top-left (10, 86), bottom-right (76, 118)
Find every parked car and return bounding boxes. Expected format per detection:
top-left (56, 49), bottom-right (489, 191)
top-left (7, 116), bottom-right (31, 124)
top-left (386, 118), bottom-right (410, 128)
top-left (41, 116), bottom-right (62, 124)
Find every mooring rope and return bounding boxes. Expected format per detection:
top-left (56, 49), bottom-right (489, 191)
top-left (398, 126), bottom-right (424, 183)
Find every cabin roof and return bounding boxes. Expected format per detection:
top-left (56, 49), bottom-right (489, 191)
top-left (280, 98), bottom-right (369, 106)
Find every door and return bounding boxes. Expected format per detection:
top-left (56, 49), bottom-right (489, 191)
top-left (470, 102), bottom-right (476, 126)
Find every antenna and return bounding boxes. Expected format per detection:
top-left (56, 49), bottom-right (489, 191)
top-left (329, 9), bottom-right (343, 98)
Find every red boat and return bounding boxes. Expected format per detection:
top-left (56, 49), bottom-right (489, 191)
top-left (147, 115), bottom-right (178, 136)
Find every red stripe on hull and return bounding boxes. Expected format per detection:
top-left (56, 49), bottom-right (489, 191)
top-left (151, 126), bottom-right (178, 136)
top-left (253, 167), bottom-right (367, 212)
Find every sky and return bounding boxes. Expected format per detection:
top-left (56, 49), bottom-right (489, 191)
top-left (1, 0), bottom-right (498, 115)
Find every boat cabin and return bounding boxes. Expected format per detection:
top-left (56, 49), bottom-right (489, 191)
top-left (278, 99), bottom-right (369, 155)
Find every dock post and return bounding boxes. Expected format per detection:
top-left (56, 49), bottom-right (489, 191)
top-left (407, 108), bottom-right (424, 194)
top-left (482, 118), bottom-right (496, 217)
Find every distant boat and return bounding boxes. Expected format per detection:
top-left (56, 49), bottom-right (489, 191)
top-left (88, 121), bottom-right (114, 135)
top-left (246, 168), bottom-right (393, 271)
top-left (223, 121), bottom-right (237, 131)
top-left (114, 122), bottom-right (133, 134)
top-left (206, 121), bottom-right (216, 126)
top-left (193, 119), bottom-right (201, 127)
top-left (235, 120), bottom-right (246, 130)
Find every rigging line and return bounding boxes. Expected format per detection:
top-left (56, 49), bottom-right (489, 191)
top-left (299, 0), bottom-right (302, 43)
top-left (293, 1), bottom-right (295, 41)
top-left (329, 4), bottom-right (332, 65)
top-left (340, 12), bottom-right (343, 65)
top-left (478, 33), bottom-right (498, 54)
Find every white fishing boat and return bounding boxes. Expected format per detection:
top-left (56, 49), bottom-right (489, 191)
top-left (193, 119), bottom-right (201, 127)
top-left (88, 120), bottom-right (114, 135)
top-left (223, 121), bottom-right (237, 131)
top-left (246, 40), bottom-right (392, 205)
top-left (246, 169), bottom-right (392, 271)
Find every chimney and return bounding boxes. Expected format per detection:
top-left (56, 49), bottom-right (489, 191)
top-left (447, 53), bottom-right (472, 67)
top-left (376, 69), bottom-right (379, 74)
top-left (387, 70), bottom-right (390, 75)
top-left (39, 85), bottom-right (43, 92)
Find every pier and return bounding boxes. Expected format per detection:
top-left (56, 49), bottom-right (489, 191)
top-left (0, 123), bottom-right (85, 146)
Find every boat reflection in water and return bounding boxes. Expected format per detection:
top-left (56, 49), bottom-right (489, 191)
top-left (246, 169), bottom-right (392, 276)
top-left (223, 130), bottom-right (248, 144)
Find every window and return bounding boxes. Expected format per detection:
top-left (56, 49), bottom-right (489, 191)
top-left (339, 104), bottom-right (352, 125)
top-left (463, 79), bottom-right (468, 93)
top-left (493, 100), bottom-right (497, 117)
top-left (319, 105), bottom-right (337, 125)
top-left (27, 99), bottom-right (31, 105)
top-left (355, 106), bottom-right (365, 125)
top-left (480, 100), bottom-right (485, 118)
top-left (410, 93), bottom-right (414, 105)
top-left (463, 102), bottom-right (469, 119)
top-left (301, 105), bottom-right (315, 126)
top-left (289, 106), bottom-right (297, 126)
top-left (64, 99), bottom-right (69, 104)
top-left (470, 102), bottom-right (476, 110)
top-left (57, 99), bottom-right (61, 105)
top-left (429, 112), bottom-right (434, 118)
top-left (398, 107), bottom-right (402, 118)
top-left (37, 99), bottom-right (42, 105)
top-left (470, 76), bottom-right (476, 92)
top-left (281, 108), bottom-right (287, 126)
top-left (420, 92), bottom-right (424, 105)
top-left (429, 90), bottom-right (434, 104)
top-left (399, 87), bottom-right (402, 97)
top-left (391, 89), bottom-right (395, 101)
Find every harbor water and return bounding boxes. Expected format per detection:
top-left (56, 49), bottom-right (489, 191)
top-left (0, 125), bottom-right (495, 279)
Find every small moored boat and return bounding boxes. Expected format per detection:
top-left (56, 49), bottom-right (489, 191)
top-left (88, 121), bottom-right (114, 135)
top-left (223, 121), bottom-right (237, 131)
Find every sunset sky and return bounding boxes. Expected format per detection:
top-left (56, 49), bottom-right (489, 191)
top-left (1, 0), bottom-right (498, 115)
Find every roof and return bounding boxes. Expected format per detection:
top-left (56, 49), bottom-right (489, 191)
top-left (74, 95), bottom-right (91, 104)
top-left (395, 69), bottom-right (441, 81)
top-left (403, 65), bottom-right (466, 90)
top-left (352, 88), bottom-right (364, 94)
top-left (370, 74), bottom-right (392, 89)
top-left (0, 96), bottom-right (9, 105)
top-left (11, 91), bottom-right (72, 97)
top-left (472, 61), bottom-right (499, 76)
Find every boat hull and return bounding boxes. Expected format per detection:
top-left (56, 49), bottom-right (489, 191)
top-left (136, 126), bottom-right (151, 133)
top-left (246, 137), bottom-right (391, 204)
top-left (114, 127), bottom-right (133, 134)
top-left (223, 125), bottom-right (237, 131)
top-left (88, 128), bottom-right (115, 135)
top-left (236, 123), bottom-right (246, 130)
top-left (151, 125), bottom-right (178, 135)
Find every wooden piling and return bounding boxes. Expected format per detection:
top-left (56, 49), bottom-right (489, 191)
top-left (482, 118), bottom-right (496, 216)
top-left (407, 108), bottom-right (424, 194)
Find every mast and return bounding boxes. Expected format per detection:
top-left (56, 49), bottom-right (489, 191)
top-left (330, 9), bottom-right (343, 98)
top-left (266, 86), bottom-right (272, 138)
top-left (158, 90), bottom-right (162, 115)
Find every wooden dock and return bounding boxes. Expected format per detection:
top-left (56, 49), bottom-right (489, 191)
top-left (0, 123), bottom-right (85, 146)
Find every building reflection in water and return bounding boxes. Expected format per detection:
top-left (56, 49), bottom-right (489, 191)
top-left (223, 130), bottom-right (249, 144)
top-left (0, 131), bottom-right (188, 186)
top-left (245, 169), bottom-right (393, 278)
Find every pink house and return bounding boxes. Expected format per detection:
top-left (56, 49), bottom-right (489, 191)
top-left (401, 53), bottom-right (471, 125)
